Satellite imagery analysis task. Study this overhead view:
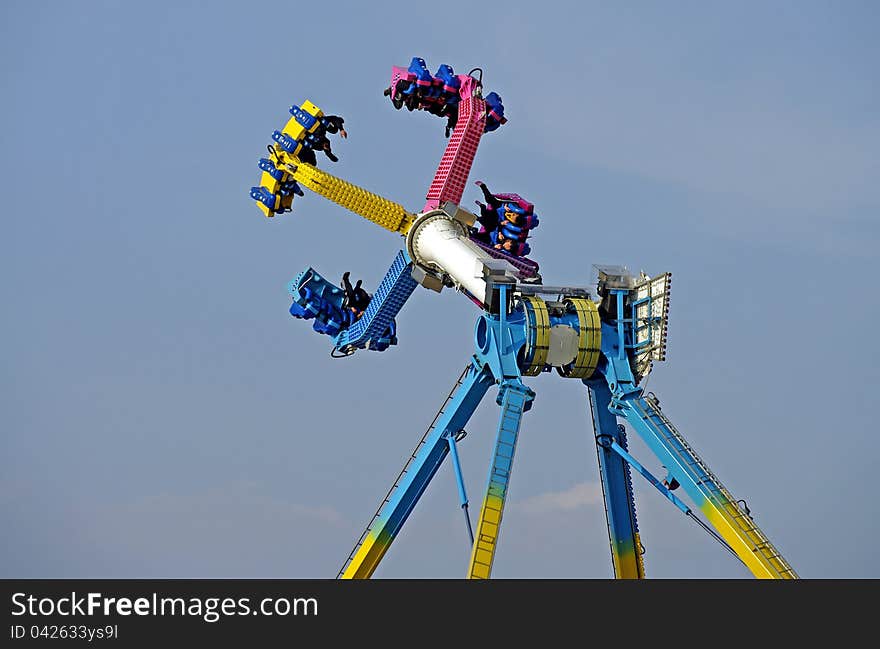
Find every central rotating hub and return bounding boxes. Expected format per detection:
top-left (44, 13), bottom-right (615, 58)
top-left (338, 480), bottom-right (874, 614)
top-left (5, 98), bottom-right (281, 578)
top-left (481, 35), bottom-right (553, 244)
top-left (406, 208), bottom-right (518, 308)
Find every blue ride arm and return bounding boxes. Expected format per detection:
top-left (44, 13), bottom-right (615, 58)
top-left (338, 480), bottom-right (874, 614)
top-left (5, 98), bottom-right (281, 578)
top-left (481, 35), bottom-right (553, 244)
top-left (333, 250), bottom-right (419, 353)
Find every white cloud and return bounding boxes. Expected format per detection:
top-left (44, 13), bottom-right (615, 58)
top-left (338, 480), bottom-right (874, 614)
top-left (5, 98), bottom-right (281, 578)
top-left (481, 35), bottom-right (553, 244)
top-left (516, 482), bottom-right (604, 514)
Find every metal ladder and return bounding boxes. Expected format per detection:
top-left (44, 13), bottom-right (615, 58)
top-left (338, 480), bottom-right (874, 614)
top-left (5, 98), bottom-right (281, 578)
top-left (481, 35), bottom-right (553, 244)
top-left (636, 396), bottom-right (798, 578)
top-left (336, 365), bottom-right (471, 578)
top-left (467, 385), bottom-right (529, 579)
top-left (589, 388), bottom-right (617, 574)
top-left (617, 424), bottom-right (645, 574)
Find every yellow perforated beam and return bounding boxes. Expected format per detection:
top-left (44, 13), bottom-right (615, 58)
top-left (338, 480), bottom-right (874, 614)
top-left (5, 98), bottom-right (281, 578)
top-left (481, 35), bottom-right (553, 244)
top-left (278, 154), bottom-right (415, 235)
top-left (558, 298), bottom-right (602, 379)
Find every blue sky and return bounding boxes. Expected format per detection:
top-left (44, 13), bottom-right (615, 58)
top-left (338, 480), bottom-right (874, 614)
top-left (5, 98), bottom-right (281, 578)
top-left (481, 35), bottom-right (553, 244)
top-left (2, 1), bottom-right (878, 578)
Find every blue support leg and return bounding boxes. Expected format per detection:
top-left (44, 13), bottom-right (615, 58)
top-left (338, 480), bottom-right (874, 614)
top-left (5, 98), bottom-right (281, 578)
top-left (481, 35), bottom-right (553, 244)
top-left (586, 379), bottom-right (645, 579)
top-left (338, 360), bottom-right (494, 579)
top-left (467, 378), bottom-right (535, 579)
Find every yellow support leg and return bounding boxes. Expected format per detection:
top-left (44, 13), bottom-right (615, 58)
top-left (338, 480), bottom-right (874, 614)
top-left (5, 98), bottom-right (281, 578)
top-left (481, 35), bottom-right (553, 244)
top-left (467, 383), bottom-right (533, 579)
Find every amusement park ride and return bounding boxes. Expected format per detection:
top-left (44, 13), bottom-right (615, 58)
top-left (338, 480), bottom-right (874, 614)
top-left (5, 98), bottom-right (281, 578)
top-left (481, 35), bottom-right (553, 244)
top-left (250, 58), bottom-right (798, 579)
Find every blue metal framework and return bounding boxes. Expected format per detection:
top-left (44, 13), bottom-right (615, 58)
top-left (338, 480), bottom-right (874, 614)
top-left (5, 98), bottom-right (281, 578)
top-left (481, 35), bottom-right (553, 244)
top-left (587, 379), bottom-right (644, 578)
top-left (251, 58), bottom-right (797, 579)
top-left (336, 279), bottom-right (798, 579)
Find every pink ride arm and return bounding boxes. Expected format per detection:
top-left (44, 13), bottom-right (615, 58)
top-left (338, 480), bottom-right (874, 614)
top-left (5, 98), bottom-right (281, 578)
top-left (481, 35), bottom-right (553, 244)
top-left (423, 75), bottom-right (486, 211)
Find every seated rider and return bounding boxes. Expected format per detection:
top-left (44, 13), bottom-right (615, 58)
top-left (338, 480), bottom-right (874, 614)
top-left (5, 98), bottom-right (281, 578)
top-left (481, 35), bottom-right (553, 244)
top-left (492, 230), bottom-right (515, 253)
top-left (473, 180), bottom-right (530, 240)
top-left (491, 231), bottom-right (530, 257)
top-left (383, 60), bottom-right (460, 135)
top-left (474, 180), bottom-right (504, 229)
top-left (498, 204), bottom-right (537, 241)
top-left (443, 105), bottom-right (458, 138)
top-left (470, 181), bottom-right (537, 258)
top-left (323, 115), bottom-right (347, 138)
top-left (500, 205), bottom-right (524, 230)
top-left (341, 271), bottom-right (371, 320)
top-left (316, 115), bottom-right (347, 163)
top-left (297, 146), bottom-right (317, 166)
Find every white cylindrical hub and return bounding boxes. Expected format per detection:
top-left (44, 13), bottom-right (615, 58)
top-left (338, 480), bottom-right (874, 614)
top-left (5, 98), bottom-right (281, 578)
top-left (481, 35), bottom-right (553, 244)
top-left (407, 211), bottom-right (498, 305)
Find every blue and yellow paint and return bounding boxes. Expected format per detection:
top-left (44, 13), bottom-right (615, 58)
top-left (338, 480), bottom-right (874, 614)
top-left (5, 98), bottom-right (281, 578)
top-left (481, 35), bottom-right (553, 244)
top-left (617, 396), bottom-right (798, 579)
top-left (251, 100), bottom-right (329, 217)
top-left (468, 382), bottom-right (534, 579)
top-left (339, 363), bottom-right (495, 579)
